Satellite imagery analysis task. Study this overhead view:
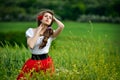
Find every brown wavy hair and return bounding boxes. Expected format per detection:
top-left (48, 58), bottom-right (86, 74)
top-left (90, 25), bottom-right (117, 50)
top-left (37, 9), bottom-right (54, 49)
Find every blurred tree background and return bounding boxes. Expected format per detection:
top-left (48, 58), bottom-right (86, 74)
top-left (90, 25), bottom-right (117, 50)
top-left (0, 0), bottom-right (120, 47)
top-left (0, 0), bottom-right (120, 23)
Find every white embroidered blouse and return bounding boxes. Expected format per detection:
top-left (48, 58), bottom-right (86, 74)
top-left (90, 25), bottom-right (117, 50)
top-left (25, 28), bottom-right (55, 55)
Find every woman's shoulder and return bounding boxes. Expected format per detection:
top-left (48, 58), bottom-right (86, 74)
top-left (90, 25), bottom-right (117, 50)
top-left (26, 28), bottom-right (37, 33)
top-left (26, 28), bottom-right (35, 37)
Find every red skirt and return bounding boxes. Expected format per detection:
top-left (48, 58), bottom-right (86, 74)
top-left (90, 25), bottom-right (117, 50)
top-left (17, 56), bottom-right (54, 80)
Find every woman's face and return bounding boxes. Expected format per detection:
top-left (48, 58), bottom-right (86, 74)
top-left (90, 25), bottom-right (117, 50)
top-left (41, 12), bottom-right (53, 26)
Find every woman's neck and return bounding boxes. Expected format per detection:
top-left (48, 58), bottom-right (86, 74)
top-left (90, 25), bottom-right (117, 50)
top-left (37, 23), bottom-right (48, 34)
top-left (40, 23), bottom-right (48, 28)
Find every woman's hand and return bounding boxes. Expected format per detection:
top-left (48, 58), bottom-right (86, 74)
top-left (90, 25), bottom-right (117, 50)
top-left (36, 24), bottom-right (47, 36)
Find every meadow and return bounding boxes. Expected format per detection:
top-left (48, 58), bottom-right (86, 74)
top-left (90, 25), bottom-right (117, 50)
top-left (0, 21), bottom-right (120, 80)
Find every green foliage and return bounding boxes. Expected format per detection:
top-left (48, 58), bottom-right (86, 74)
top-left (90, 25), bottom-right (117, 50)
top-left (0, 34), bottom-right (120, 79)
top-left (0, 0), bottom-right (120, 22)
top-left (0, 43), bottom-right (31, 79)
top-left (0, 21), bottom-right (120, 79)
top-left (0, 32), bottom-right (26, 47)
top-left (0, 21), bottom-right (120, 47)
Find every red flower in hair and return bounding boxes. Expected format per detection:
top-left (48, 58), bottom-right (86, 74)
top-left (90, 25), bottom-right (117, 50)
top-left (38, 15), bottom-right (43, 20)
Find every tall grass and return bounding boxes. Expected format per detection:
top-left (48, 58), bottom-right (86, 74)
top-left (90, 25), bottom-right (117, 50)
top-left (0, 32), bottom-right (120, 80)
top-left (0, 42), bottom-right (30, 80)
top-left (0, 21), bottom-right (120, 80)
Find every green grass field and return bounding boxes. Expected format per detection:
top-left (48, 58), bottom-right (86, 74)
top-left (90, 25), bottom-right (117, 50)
top-left (0, 21), bottom-right (120, 40)
top-left (0, 21), bottom-right (120, 46)
top-left (0, 21), bottom-right (120, 80)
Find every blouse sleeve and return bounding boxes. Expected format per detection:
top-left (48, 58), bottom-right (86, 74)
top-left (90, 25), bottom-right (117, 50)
top-left (25, 28), bottom-right (33, 38)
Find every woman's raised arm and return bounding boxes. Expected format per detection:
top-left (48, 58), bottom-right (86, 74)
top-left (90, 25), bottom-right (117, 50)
top-left (52, 16), bottom-right (64, 38)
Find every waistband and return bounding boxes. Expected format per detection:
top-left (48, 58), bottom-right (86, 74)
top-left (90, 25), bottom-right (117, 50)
top-left (31, 53), bottom-right (48, 60)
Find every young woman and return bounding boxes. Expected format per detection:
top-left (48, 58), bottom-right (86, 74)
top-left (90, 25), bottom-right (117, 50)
top-left (17, 9), bottom-right (64, 80)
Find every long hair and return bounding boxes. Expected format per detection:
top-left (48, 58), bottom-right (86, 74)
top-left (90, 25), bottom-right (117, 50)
top-left (37, 9), bottom-right (54, 49)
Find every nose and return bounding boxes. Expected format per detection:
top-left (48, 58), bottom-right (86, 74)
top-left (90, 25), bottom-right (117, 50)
top-left (46, 16), bottom-right (49, 19)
